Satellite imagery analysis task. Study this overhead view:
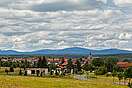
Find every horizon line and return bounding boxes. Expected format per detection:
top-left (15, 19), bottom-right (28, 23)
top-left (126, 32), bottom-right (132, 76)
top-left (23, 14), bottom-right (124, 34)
top-left (1, 47), bottom-right (132, 52)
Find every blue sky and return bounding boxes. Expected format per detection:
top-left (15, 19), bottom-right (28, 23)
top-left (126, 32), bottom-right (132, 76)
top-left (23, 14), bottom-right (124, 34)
top-left (0, 0), bottom-right (132, 51)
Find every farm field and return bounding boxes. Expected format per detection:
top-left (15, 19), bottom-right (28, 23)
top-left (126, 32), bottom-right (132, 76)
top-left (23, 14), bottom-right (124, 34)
top-left (0, 75), bottom-right (127, 88)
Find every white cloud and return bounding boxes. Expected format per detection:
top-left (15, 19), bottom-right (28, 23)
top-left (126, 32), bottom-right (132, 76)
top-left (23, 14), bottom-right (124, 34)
top-left (119, 33), bottom-right (132, 40)
top-left (0, 0), bottom-right (131, 51)
top-left (114, 0), bottom-right (132, 5)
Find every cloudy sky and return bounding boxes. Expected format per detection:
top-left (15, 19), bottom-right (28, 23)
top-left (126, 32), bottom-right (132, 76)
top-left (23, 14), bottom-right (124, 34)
top-left (0, 0), bottom-right (132, 51)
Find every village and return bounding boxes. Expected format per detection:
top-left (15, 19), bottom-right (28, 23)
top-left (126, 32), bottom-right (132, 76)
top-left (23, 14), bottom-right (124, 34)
top-left (0, 53), bottom-right (132, 76)
top-left (0, 53), bottom-right (132, 88)
top-left (0, 54), bottom-right (93, 76)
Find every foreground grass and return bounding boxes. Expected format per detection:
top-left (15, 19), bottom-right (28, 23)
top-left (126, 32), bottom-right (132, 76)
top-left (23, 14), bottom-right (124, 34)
top-left (0, 75), bottom-right (127, 88)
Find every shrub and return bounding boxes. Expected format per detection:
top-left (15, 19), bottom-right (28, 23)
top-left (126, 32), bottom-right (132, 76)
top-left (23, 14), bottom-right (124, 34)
top-left (10, 67), bottom-right (14, 72)
top-left (95, 67), bottom-right (107, 75)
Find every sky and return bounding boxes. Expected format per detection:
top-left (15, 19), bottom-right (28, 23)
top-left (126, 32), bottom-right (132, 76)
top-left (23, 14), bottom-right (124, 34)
top-left (0, 0), bottom-right (132, 51)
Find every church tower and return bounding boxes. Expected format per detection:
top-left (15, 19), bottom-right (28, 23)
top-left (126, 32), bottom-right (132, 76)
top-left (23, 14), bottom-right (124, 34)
top-left (89, 52), bottom-right (92, 59)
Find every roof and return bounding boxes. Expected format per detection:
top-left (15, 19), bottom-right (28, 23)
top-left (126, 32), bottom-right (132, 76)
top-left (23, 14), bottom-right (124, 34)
top-left (117, 62), bottom-right (128, 68)
top-left (117, 62), bottom-right (128, 65)
top-left (48, 59), bottom-right (60, 63)
top-left (128, 63), bottom-right (132, 67)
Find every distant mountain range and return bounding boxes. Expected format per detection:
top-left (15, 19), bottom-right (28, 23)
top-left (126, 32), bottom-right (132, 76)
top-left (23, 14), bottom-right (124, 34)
top-left (0, 47), bottom-right (132, 56)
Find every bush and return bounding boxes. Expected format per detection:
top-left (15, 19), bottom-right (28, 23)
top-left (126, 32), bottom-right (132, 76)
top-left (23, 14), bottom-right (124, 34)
top-left (95, 67), bottom-right (107, 75)
top-left (10, 67), bottom-right (14, 72)
top-left (5, 68), bottom-right (9, 74)
top-left (19, 69), bottom-right (22, 75)
top-left (128, 83), bottom-right (132, 88)
top-left (78, 71), bottom-right (84, 75)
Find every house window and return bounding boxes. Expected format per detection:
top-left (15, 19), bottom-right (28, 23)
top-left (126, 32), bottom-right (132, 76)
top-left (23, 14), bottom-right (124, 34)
top-left (31, 70), bottom-right (35, 74)
top-left (36, 70), bottom-right (40, 74)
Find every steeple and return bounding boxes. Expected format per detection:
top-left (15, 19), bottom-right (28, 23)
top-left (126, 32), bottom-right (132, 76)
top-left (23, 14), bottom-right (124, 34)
top-left (89, 52), bottom-right (92, 59)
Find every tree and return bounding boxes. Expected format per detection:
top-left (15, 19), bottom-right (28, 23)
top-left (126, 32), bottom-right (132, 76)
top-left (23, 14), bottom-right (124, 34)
top-left (76, 59), bottom-right (81, 72)
top-left (49, 63), bottom-right (56, 71)
top-left (61, 58), bottom-right (65, 64)
top-left (105, 58), bottom-right (118, 72)
top-left (19, 69), bottom-right (22, 75)
top-left (125, 67), bottom-right (132, 84)
top-left (37, 57), bottom-right (42, 68)
top-left (24, 59), bottom-right (29, 68)
top-left (106, 62), bottom-right (113, 72)
top-left (0, 58), bottom-right (1, 69)
top-left (123, 70), bottom-right (128, 85)
top-left (118, 72), bottom-right (124, 84)
top-left (115, 66), bottom-right (124, 72)
top-left (66, 59), bottom-right (73, 73)
top-left (41, 56), bottom-right (48, 68)
top-left (82, 64), bottom-right (94, 72)
top-left (55, 69), bottom-right (59, 76)
top-left (36, 70), bottom-right (40, 77)
top-left (123, 59), bottom-right (130, 62)
top-left (40, 72), bottom-right (43, 77)
top-left (24, 70), bottom-right (27, 76)
top-left (112, 70), bottom-right (117, 83)
top-left (37, 56), bottom-right (48, 68)
top-left (128, 83), bottom-right (132, 88)
top-left (95, 67), bottom-right (107, 75)
top-left (92, 58), bottom-right (104, 67)
top-left (10, 66), bottom-right (14, 72)
top-left (5, 68), bottom-right (9, 75)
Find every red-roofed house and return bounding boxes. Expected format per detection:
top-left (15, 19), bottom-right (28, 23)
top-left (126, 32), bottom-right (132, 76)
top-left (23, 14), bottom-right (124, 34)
top-left (117, 62), bottom-right (132, 69)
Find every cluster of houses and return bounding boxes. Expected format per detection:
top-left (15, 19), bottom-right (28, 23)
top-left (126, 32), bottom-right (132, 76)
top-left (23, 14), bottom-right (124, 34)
top-left (0, 55), bottom-right (94, 76)
top-left (117, 62), bottom-right (132, 69)
top-left (1, 55), bottom-right (132, 76)
top-left (24, 56), bottom-right (93, 76)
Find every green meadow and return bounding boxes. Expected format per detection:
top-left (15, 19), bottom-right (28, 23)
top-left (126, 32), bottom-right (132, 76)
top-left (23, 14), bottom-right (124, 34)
top-left (0, 75), bottom-right (127, 88)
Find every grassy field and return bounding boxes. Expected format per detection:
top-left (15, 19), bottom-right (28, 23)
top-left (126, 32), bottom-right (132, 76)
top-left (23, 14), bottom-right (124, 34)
top-left (0, 75), bottom-right (128, 88)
